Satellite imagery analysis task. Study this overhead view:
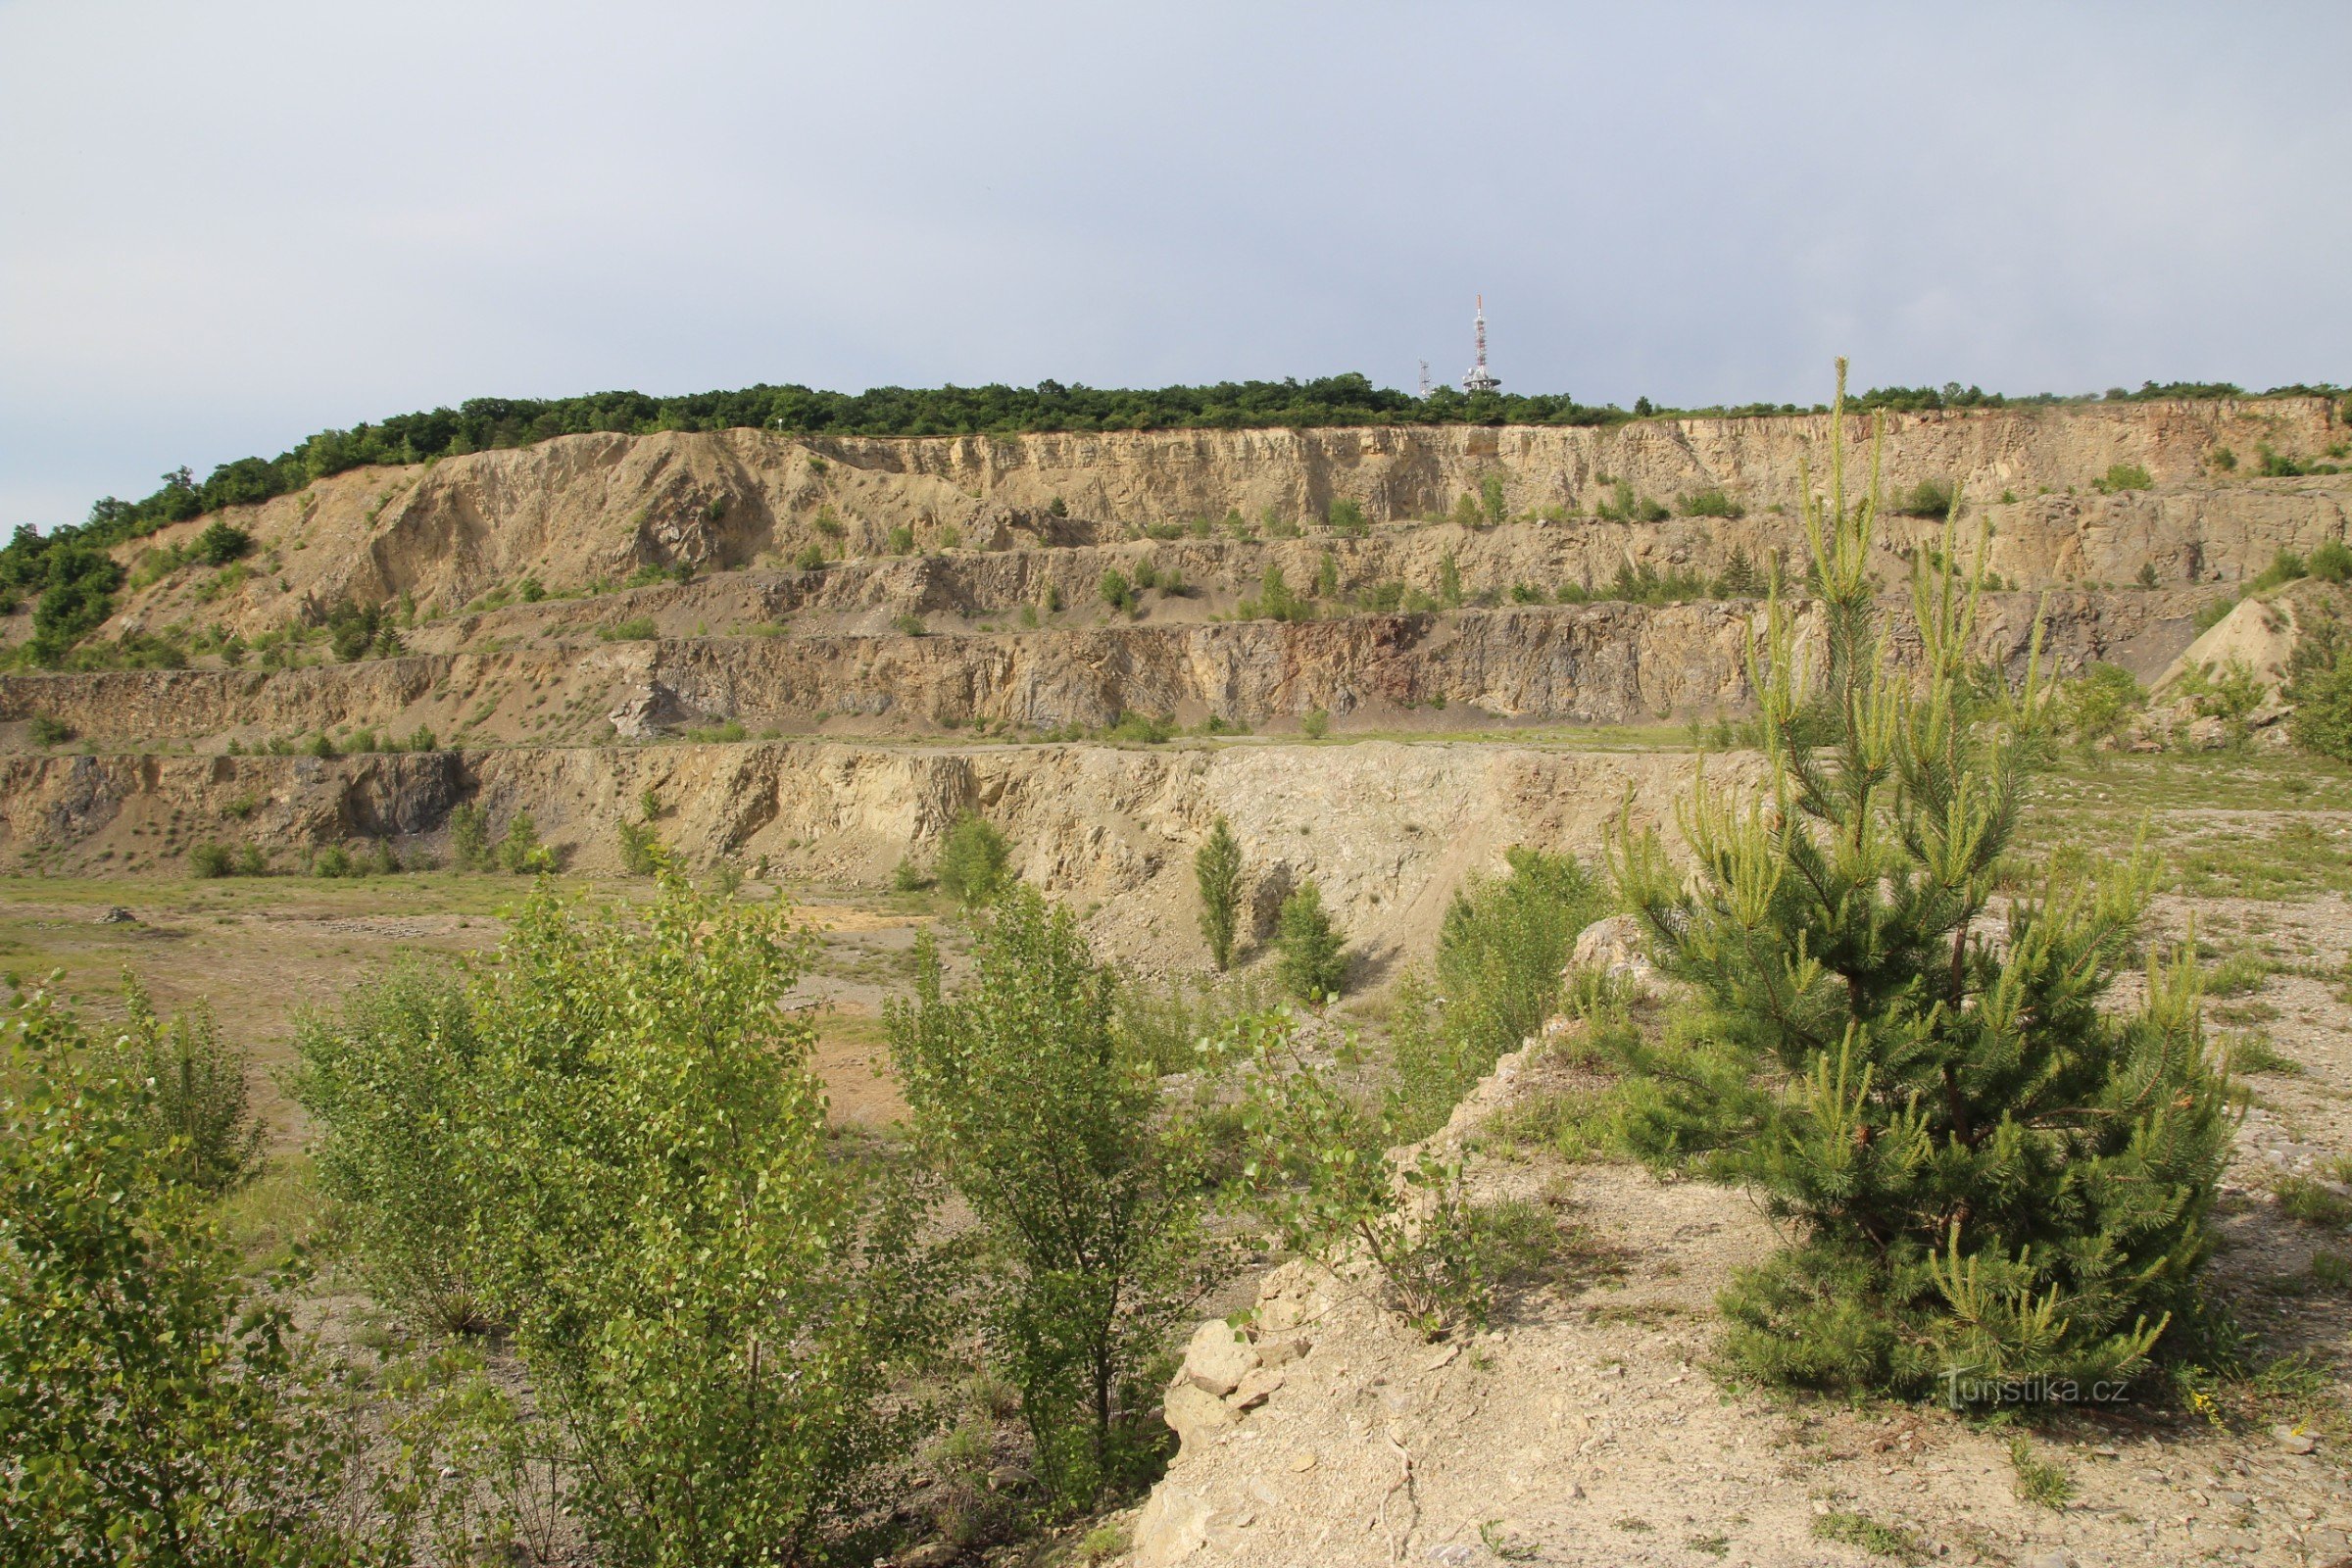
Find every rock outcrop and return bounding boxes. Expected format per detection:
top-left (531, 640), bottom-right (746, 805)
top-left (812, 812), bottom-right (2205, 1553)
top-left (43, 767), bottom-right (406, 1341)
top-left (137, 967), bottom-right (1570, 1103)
top-left (55, 399), bottom-right (2349, 641)
top-left (1, 590), bottom-right (2210, 751)
top-left (0, 740), bottom-right (1759, 970)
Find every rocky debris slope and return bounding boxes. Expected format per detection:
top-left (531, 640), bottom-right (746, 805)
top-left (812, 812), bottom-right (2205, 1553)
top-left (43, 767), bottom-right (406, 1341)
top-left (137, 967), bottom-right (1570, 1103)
top-left (1122, 1033), bottom-right (2352, 1568)
top-left (67, 400), bottom-right (2350, 640)
top-left (3, 591), bottom-right (2205, 751)
top-left (0, 740), bottom-right (1756, 970)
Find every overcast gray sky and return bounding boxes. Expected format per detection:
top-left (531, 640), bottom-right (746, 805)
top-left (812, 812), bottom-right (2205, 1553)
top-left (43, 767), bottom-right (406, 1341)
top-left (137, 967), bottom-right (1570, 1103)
top-left (5, 1), bottom-right (2346, 530)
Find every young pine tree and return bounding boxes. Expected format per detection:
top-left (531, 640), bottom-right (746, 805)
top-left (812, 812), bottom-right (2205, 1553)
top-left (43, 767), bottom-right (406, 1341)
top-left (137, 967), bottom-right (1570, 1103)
top-left (1274, 880), bottom-right (1348, 1003)
top-left (1195, 817), bottom-right (1245, 971)
top-left (889, 888), bottom-right (1211, 1510)
top-left (1610, 361), bottom-right (2232, 1401)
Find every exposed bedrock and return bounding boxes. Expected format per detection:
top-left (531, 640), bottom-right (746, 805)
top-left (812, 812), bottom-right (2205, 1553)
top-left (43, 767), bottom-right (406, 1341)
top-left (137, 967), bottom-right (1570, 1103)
top-left (3, 591), bottom-right (2203, 749)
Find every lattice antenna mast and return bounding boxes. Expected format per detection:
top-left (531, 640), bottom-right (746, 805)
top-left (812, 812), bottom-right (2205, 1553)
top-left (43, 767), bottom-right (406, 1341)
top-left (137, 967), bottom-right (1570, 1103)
top-left (1461, 294), bottom-right (1499, 394)
top-left (1417, 360), bottom-right (1432, 398)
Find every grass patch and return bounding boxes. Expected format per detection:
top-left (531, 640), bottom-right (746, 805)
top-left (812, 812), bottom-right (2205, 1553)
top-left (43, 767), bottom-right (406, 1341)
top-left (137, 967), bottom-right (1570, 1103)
top-left (2202, 949), bottom-right (2273, 997)
top-left (1811, 1508), bottom-right (1927, 1563)
top-left (2006, 1435), bottom-right (2075, 1509)
top-left (598, 616), bottom-right (659, 642)
top-left (2223, 1032), bottom-right (2302, 1076)
top-left (2276, 1176), bottom-right (2352, 1230)
top-left (1487, 1086), bottom-right (1624, 1164)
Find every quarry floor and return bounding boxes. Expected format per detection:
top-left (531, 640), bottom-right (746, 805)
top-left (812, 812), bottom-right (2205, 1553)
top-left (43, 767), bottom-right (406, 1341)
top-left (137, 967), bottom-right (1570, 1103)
top-left (4, 741), bottom-right (2350, 1566)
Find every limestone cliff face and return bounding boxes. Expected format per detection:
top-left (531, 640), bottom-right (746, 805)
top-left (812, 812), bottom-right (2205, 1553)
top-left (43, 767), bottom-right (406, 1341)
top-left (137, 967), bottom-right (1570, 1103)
top-left (87, 400), bottom-right (2347, 639)
top-left (0, 591), bottom-right (2205, 750)
top-left (0, 741), bottom-right (1753, 969)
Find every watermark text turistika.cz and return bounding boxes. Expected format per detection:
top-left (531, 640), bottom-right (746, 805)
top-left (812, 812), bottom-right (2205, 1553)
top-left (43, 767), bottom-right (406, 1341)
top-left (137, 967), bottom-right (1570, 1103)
top-left (1940, 1367), bottom-right (2131, 1408)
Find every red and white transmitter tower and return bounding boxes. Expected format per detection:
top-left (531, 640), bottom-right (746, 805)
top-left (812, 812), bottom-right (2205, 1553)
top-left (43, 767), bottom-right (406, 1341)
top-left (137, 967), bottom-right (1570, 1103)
top-left (1460, 295), bottom-right (1499, 393)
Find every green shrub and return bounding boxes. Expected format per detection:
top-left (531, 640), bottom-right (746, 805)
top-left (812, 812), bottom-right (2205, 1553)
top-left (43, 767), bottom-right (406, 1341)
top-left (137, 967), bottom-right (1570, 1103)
top-left (193, 520), bottom-right (255, 565)
top-left (1211, 1010), bottom-right (1540, 1339)
top-left (1679, 486), bottom-right (1743, 518)
top-left (25, 544), bottom-right (125, 664)
top-left (598, 616), bottom-right (658, 642)
top-left (2209, 446), bottom-right (2237, 472)
top-left (1811, 1510), bottom-right (1925, 1564)
top-left (1326, 498), bottom-right (1368, 536)
top-left (1891, 476), bottom-right (1955, 517)
top-left (2276, 1175), bottom-right (2352, 1230)
top-left (1098, 568), bottom-right (1137, 614)
top-left (448, 802), bottom-right (491, 870)
top-left (26, 714), bottom-right (74, 747)
top-left (617, 818), bottom-right (662, 875)
top-left (2060, 662), bottom-right (2147, 750)
top-left (495, 810), bottom-right (553, 874)
top-left (793, 542), bottom-right (827, 571)
top-left (2180, 656), bottom-right (2268, 740)
top-left (890, 888), bottom-right (1210, 1508)
top-left (313, 844), bottom-right (353, 878)
top-left (892, 856), bottom-right (933, 893)
top-left (1299, 708), bottom-right (1330, 740)
top-left (1195, 817), bottom-right (1245, 971)
top-left (295, 968), bottom-right (479, 1332)
top-left (2308, 538), bottom-right (2352, 584)
top-left (1104, 710), bottom-right (1174, 743)
top-left (2287, 602), bottom-right (2352, 760)
top-left (1438, 552), bottom-right (1463, 609)
top-left (322, 596), bottom-right (402, 662)
top-left (2249, 549), bottom-right (2308, 592)
top-left (1599, 479), bottom-right (1670, 523)
top-left (936, 810), bottom-right (1012, 906)
top-left (1111, 970), bottom-right (1269, 1078)
top-left (1386, 850), bottom-right (1607, 1140)
top-left (1481, 473), bottom-right (1507, 528)
top-left (1274, 880), bottom-right (1347, 1001)
top-left (1238, 564), bottom-right (1313, 623)
top-left (2258, 443), bottom-right (2310, 478)
top-left (0, 985), bottom-right (366, 1562)
top-left (1604, 560), bottom-right (1710, 605)
top-left (1713, 547), bottom-right (1762, 598)
top-left (886, 525), bottom-right (915, 554)
top-left (95, 976), bottom-right (266, 1195)
top-left (1611, 365), bottom-right (2230, 1401)
top-left (189, 841), bottom-right (234, 878)
top-left (2095, 463), bottom-right (2154, 493)
top-left (380, 875), bottom-right (941, 1561)
top-left (2192, 595), bottom-right (2239, 634)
